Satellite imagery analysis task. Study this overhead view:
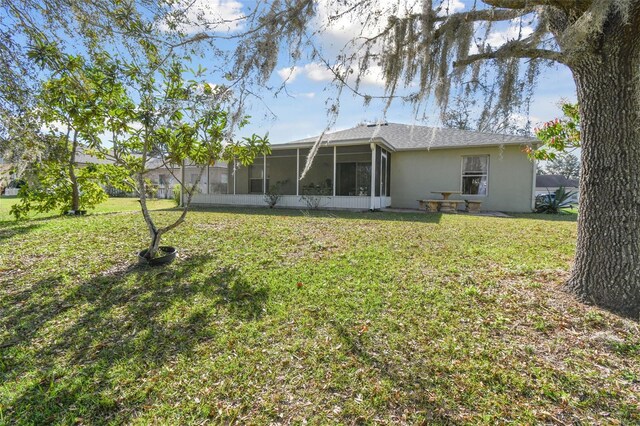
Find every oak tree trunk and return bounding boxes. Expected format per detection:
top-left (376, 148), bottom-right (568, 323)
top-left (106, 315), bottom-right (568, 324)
top-left (567, 29), bottom-right (640, 318)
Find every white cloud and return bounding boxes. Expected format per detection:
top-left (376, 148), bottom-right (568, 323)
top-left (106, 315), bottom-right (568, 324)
top-left (485, 20), bottom-right (534, 48)
top-left (276, 63), bottom-right (335, 83)
top-left (436, 0), bottom-right (465, 16)
top-left (358, 66), bottom-right (386, 88)
top-left (313, 1), bottom-right (424, 52)
top-left (277, 66), bottom-right (302, 82)
top-left (159, 0), bottom-right (245, 34)
top-left (295, 92), bottom-right (316, 99)
top-left (510, 113), bottom-right (540, 130)
top-left (277, 62), bottom-right (386, 88)
top-left (314, 0), bottom-right (465, 49)
top-left (305, 63), bottom-right (337, 82)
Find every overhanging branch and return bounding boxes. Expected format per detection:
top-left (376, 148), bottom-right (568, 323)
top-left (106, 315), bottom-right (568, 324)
top-left (433, 7), bottom-right (535, 23)
top-left (482, 0), bottom-right (589, 11)
top-left (454, 41), bottom-right (565, 67)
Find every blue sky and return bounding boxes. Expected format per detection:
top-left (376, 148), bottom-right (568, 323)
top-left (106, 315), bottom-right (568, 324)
top-left (26, 0), bottom-right (577, 146)
top-left (245, 64), bottom-right (576, 144)
top-left (175, 0), bottom-right (576, 144)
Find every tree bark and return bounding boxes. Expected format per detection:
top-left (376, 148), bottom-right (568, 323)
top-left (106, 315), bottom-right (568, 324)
top-left (567, 28), bottom-right (640, 318)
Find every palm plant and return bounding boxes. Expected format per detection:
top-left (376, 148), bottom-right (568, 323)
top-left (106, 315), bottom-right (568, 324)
top-left (535, 186), bottom-right (577, 214)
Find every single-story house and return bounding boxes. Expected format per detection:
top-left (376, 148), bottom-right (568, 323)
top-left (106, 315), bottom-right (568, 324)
top-left (0, 157), bottom-right (17, 196)
top-left (192, 122), bottom-right (539, 212)
top-left (74, 147), bottom-right (228, 199)
top-left (536, 174), bottom-right (579, 203)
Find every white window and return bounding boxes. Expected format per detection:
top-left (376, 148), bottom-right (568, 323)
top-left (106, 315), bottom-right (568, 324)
top-left (461, 156), bottom-right (489, 195)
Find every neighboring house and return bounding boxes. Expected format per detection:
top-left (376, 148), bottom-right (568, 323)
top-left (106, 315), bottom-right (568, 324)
top-left (10, 147), bottom-right (228, 200)
top-left (192, 122), bottom-right (538, 212)
top-left (75, 146), bottom-right (229, 199)
top-left (536, 174), bottom-right (580, 203)
top-left (0, 157), bottom-right (17, 196)
top-left (145, 161), bottom-right (229, 199)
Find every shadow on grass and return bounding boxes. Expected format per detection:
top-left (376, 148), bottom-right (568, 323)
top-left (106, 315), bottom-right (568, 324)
top-left (185, 205), bottom-right (445, 224)
top-left (0, 255), bottom-right (268, 424)
top-left (330, 320), bottom-right (457, 424)
top-left (0, 222), bottom-right (43, 242)
top-left (509, 212), bottom-right (578, 222)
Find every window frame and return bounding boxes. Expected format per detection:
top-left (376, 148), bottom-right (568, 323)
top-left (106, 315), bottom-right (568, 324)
top-left (460, 155), bottom-right (489, 197)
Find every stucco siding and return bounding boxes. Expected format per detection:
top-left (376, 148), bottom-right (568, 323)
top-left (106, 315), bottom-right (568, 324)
top-left (391, 145), bottom-right (534, 212)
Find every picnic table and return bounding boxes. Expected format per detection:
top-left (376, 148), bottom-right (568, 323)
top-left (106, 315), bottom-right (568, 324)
top-left (417, 191), bottom-right (464, 213)
top-left (431, 190), bottom-right (461, 200)
top-left (417, 191), bottom-right (483, 213)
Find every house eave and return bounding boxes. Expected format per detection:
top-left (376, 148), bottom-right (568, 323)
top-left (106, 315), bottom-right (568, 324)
top-left (271, 137), bottom-right (396, 152)
top-left (392, 142), bottom-right (532, 152)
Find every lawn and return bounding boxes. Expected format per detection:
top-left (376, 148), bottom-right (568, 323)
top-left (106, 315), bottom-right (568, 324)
top-left (0, 196), bottom-right (174, 222)
top-left (0, 200), bottom-right (638, 424)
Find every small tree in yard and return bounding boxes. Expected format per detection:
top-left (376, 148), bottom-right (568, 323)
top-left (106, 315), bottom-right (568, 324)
top-left (101, 60), bottom-right (270, 261)
top-left (10, 45), bottom-right (114, 218)
top-left (529, 102), bottom-right (581, 180)
top-left (26, 42), bottom-right (270, 261)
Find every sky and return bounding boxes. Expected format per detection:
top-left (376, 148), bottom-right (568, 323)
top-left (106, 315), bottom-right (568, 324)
top-left (23, 0), bottom-right (578, 146)
top-left (186, 0), bottom-right (576, 145)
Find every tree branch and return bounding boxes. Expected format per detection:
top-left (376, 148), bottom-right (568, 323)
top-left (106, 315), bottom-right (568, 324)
top-left (454, 41), bottom-right (565, 67)
top-left (434, 7), bottom-right (535, 23)
top-left (482, 0), bottom-right (590, 11)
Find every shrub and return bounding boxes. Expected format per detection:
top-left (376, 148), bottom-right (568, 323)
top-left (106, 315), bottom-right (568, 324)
top-left (299, 183), bottom-right (331, 210)
top-left (264, 180), bottom-right (288, 208)
top-left (535, 186), bottom-right (576, 214)
top-left (172, 184), bottom-right (182, 206)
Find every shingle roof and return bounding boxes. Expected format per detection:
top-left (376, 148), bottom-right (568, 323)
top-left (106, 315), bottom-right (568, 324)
top-left (273, 122), bottom-right (536, 151)
top-left (536, 174), bottom-right (579, 188)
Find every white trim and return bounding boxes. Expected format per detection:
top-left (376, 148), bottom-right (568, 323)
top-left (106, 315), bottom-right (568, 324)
top-left (233, 158), bottom-right (236, 195)
top-left (271, 138), bottom-right (396, 153)
top-left (296, 148), bottom-right (300, 196)
top-left (380, 149), bottom-right (387, 197)
top-left (332, 146), bottom-right (337, 196)
top-left (531, 158), bottom-right (537, 210)
top-left (192, 193), bottom-right (389, 210)
top-left (370, 143), bottom-right (376, 210)
top-left (263, 154), bottom-right (267, 194)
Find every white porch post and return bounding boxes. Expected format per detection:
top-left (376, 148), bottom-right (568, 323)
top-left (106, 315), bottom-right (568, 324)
top-left (233, 158), bottom-right (236, 195)
top-left (206, 164), bottom-right (210, 195)
top-left (370, 143), bottom-right (376, 210)
top-left (531, 158), bottom-right (538, 210)
top-left (332, 146), bottom-right (336, 196)
top-left (263, 154), bottom-right (267, 194)
top-left (296, 148), bottom-right (300, 196)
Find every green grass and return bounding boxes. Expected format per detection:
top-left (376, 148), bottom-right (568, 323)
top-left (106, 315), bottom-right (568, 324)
top-left (0, 201), bottom-right (637, 424)
top-left (0, 196), bottom-right (174, 222)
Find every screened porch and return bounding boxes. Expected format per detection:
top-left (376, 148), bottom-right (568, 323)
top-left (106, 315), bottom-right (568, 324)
top-left (192, 143), bottom-right (392, 210)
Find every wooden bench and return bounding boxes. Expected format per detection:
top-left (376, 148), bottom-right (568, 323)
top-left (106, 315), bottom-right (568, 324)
top-left (418, 199), bottom-right (466, 213)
